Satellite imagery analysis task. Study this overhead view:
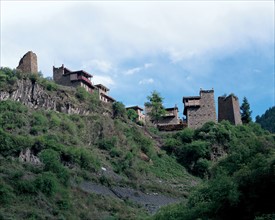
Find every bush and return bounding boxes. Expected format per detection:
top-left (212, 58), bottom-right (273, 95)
top-left (127, 109), bottom-right (138, 122)
top-left (0, 182), bottom-right (14, 204)
top-left (39, 149), bottom-right (69, 185)
top-left (35, 172), bottom-right (58, 196)
top-left (98, 137), bottom-right (118, 150)
top-left (112, 102), bottom-right (126, 119)
top-left (76, 87), bottom-right (89, 101)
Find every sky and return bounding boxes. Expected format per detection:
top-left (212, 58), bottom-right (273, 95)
top-left (1, 1), bottom-right (274, 120)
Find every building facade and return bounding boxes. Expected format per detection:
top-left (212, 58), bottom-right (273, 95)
top-left (218, 94), bottom-right (242, 125)
top-left (95, 84), bottom-right (115, 103)
top-left (53, 65), bottom-right (115, 103)
top-left (126, 106), bottom-right (145, 123)
top-left (183, 89), bottom-right (216, 129)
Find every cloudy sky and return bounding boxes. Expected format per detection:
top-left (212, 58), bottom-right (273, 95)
top-left (1, 1), bottom-right (274, 119)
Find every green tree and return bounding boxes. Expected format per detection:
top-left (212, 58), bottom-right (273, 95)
top-left (240, 97), bottom-right (252, 124)
top-left (145, 90), bottom-right (166, 123)
top-left (256, 106), bottom-right (275, 133)
top-left (127, 109), bottom-right (138, 122)
top-left (112, 101), bottom-right (126, 119)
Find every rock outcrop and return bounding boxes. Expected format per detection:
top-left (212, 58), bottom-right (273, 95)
top-left (19, 148), bottom-right (41, 165)
top-left (0, 79), bottom-right (90, 115)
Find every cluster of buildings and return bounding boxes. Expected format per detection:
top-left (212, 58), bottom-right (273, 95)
top-left (17, 51), bottom-right (115, 104)
top-left (16, 51), bottom-right (242, 131)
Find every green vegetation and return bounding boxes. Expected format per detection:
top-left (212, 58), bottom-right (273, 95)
top-left (256, 106), bottom-right (275, 133)
top-left (127, 109), bottom-right (138, 122)
top-left (0, 67), bottom-right (194, 219)
top-left (153, 121), bottom-right (275, 220)
top-left (1, 67), bottom-right (273, 219)
top-left (240, 96), bottom-right (252, 124)
top-left (145, 90), bottom-right (166, 123)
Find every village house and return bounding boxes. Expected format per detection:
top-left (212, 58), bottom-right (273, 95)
top-left (95, 84), bottom-right (115, 103)
top-left (53, 65), bottom-right (115, 103)
top-left (126, 106), bottom-right (145, 123)
top-left (183, 89), bottom-right (217, 129)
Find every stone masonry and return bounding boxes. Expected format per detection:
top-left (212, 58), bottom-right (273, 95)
top-left (218, 94), bottom-right (242, 125)
top-left (183, 89), bottom-right (216, 129)
top-left (17, 51), bottom-right (38, 73)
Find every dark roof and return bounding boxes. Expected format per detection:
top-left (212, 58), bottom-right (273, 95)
top-left (73, 70), bottom-right (92, 78)
top-left (61, 66), bottom-right (92, 78)
top-left (126, 106), bottom-right (144, 111)
top-left (101, 92), bottom-right (115, 102)
top-left (165, 107), bottom-right (178, 111)
top-left (95, 84), bottom-right (109, 91)
top-left (182, 96), bottom-right (200, 100)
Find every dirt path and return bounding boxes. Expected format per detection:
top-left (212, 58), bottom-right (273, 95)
top-left (78, 181), bottom-right (181, 214)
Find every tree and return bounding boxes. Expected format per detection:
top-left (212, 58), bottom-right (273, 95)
top-left (127, 109), bottom-right (138, 122)
top-left (240, 97), bottom-right (252, 124)
top-left (112, 101), bottom-right (126, 119)
top-left (145, 90), bottom-right (166, 123)
top-left (256, 106), bottom-right (275, 133)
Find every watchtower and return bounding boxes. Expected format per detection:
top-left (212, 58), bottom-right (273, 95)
top-left (17, 51), bottom-right (38, 73)
top-left (183, 89), bottom-right (216, 129)
top-left (218, 94), bottom-right (242, 125)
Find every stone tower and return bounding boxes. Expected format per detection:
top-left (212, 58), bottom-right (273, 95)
top-left (17, 51), bottom-right (38, 73)
top-left (183, 89), bottom-right (216, 129)
top-left (218, 94), bottom-right (242, 125)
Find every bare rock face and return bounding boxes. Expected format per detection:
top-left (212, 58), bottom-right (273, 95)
top-left (19, 148), bottom-right (41, 165)
top-left (0, 79), bottom-right (90, 115)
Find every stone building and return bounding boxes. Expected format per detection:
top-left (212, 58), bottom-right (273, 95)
top-left (95, 84), bottom-right (115, 103)
top-left (158, 105), bottom-right (180, 125)
top-left (53, 65), bottom-right (95, 93)
top-left (53, 65), bottom-right (115, 103)
top-left (183, 89), bottom-right (216, 129)
top-left (218, 94), bottom-right (242, 125)
top-left (17, 51), bottom-right (38, 73)
top-left (126, 106), bottom-right (145, 123)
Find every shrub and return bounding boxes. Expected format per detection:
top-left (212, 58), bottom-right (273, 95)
top-left (76, 87), bottom-right (89, 101)
top-left (35, 172), bottom-right (58, 196)
top-left (0, 182), bottom-right (14, 204)
top-left (127, 109), bottom-right (138, 122)
top-left (112, 102), bottom-right (126, 119)
top-left (39, 149), bottom-right (69, 185)
top-left (98, 137), bottom-right (118, 150)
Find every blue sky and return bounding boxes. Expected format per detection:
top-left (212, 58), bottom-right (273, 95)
top-left (1, 1), bottom-right (274, 120)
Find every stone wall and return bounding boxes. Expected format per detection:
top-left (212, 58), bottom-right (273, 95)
top-left (218, 95), bottom-right (242, 125)
top-left (186, 90), bottom-right (216, 129)
top-left (17, 51), bottom-right (38, 73)
top-left (158, 116), bottom-right (179, 125)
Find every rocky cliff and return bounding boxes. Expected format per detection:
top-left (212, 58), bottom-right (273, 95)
top-left (0, 79), bottom-right (90, 115)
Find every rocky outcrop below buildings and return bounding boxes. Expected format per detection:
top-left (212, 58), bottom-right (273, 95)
top-left (0, 79), bottom-right (91, 115)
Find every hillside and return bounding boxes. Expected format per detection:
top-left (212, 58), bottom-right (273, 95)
top-left (256, 106), bottom-right (275, 133)
top-left (0, 67), bottom-right (197, 219)
top-left (0, 67), bottom-right (274, 220)
top-left (153, 121), bottom-right (275, 220)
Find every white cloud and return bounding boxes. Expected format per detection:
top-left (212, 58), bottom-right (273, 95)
top-left (93, 75), bottom-right (115, 88)
top-left (124, 67), bottom-right (141, 75)
top-left (139, 78), bottom-right (154, 85)
top-left (1, 1), bottom-right (273, 76)
top-left (144, 63), bottom-right (153, 69)
top-left (82, 59), bottom-right (112, 73)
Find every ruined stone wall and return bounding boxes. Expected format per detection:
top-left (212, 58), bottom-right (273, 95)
top-left (187, 90), bottom-right (216, 129)
top-left (218, 95), bottom-right (242, 125)
top-left (17, 51), bottom-right (38, 73)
